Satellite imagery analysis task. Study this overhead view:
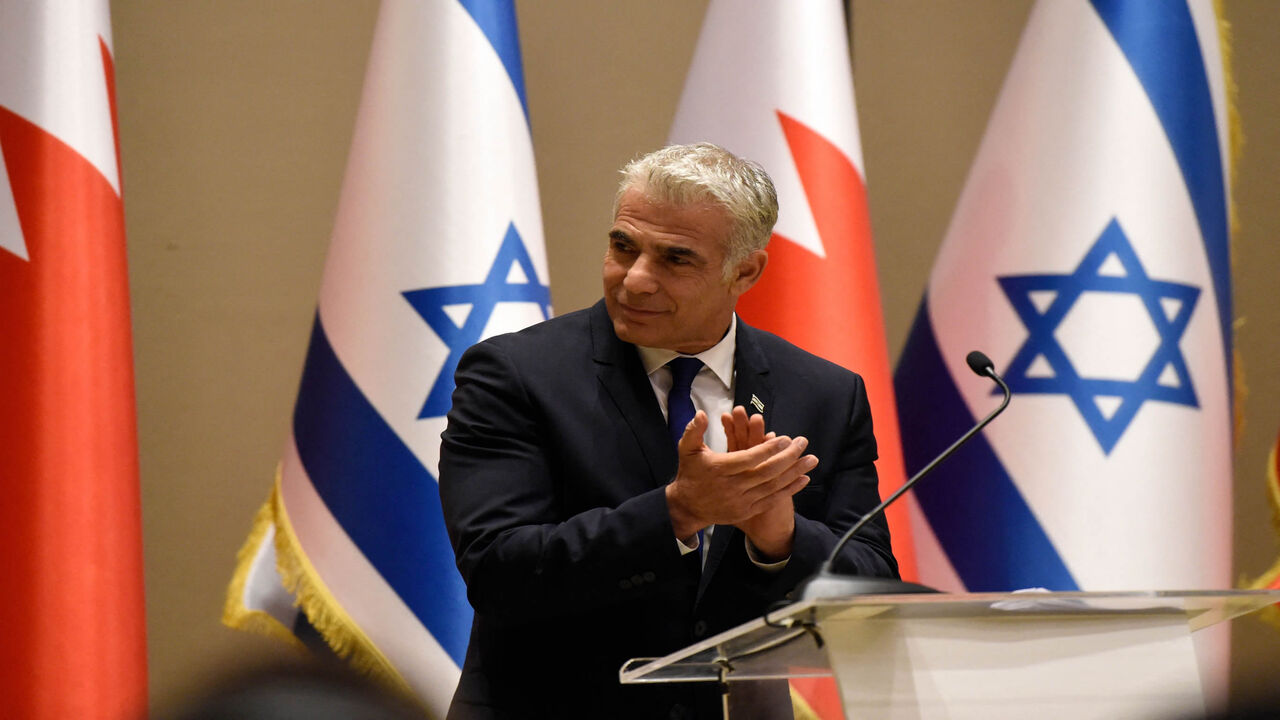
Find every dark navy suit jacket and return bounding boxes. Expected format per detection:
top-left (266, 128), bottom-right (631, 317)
top-left (439, 300), bottom-right (897, 719)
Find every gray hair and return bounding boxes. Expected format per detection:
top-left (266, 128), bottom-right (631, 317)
top-left (614, 143), bottom-right (779, 276)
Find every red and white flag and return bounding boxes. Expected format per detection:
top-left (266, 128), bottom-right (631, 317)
top-left (0, 3), bottom-right (147, 718)
top-left (669, 4), bottom-right (912, 716)
top-left (668, 0), bottom-right (916, 581)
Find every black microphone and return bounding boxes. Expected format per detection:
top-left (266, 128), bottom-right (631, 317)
top-left (794, 350), bottom-right (1012, 600)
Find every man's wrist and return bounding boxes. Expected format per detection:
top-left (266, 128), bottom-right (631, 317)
top-left (744, 536), bottom-right (789, 570)
top-left (741, 516), bottom-right (795, 562)
top-left (665, 483), bottom-right (705, 543)
top-left (745, 534), bottom-right (792, 563)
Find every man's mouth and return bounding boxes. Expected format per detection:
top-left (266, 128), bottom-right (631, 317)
top-left (617, 301), bottom-right (665, 318)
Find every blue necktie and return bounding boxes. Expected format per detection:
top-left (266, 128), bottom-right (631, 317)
top-left (666, 357), bottom-right (706, 563)
top-left (666, 357), bottom-right (704, 448)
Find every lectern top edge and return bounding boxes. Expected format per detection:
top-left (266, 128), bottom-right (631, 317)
top-left (620, 589), bottom-right (1280, 686)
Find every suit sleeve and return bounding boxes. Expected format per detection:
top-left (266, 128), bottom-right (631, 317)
top-left (797, 372), bottom-right (897, 571)
top-left (438, 338), bottom-right (693, 623)
top-left (760, 372), bottom-right (899, 600)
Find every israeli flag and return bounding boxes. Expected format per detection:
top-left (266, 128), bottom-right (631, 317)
top-left (224, 1), bottom-right (550, 714)
top-left (895, 0), bottom-right (1232, 599)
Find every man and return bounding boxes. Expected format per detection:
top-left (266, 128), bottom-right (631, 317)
top-left (439, 143), bottom-right (897, 719)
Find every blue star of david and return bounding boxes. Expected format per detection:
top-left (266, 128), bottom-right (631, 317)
top-left (404, 222), bottom-right (551, 419)
top-left (997, 218), bottom-right (1200, 454)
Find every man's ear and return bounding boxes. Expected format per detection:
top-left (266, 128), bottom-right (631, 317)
top-left (731, 250), bottom-right (768, 295)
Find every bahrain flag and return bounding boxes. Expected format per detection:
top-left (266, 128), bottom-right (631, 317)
top-left (0, 2), bottom-right (147, 719)
top-left (668, 0), bottom-right (916, 582)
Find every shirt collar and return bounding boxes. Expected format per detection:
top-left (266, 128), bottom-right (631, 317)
top-left (637, 314), bottom-right (737, 389)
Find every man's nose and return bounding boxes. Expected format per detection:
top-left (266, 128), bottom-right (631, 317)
top-left (622, 254), bottom-right (660, 294)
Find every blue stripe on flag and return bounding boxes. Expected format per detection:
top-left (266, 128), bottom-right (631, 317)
top-left (1090, 0), bottom-right (1232, 393)
top-left (457, 0), bottom-right (529, 118)
top-left (894, 300), bottom-right (1079, 592)
top-left (293, 315), bottom-right (472, 665)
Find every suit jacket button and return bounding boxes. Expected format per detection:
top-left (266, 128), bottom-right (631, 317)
top-left (643, 571), bottom-right (656, 582)
top-left (619, 579), bottom-right (632, 590)
top-left (692, 620), bottom-right (708, 638)
top-left (631, 574), bottom-right (645, 586)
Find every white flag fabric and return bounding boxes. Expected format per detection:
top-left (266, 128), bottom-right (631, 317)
top-left (895, 0), bottom-right (1232, 599)
top-left (224, 0), bottom-right (550, 713)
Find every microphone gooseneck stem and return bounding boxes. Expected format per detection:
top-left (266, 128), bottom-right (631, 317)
top-left (816, 362), bottom-right (1011, 577)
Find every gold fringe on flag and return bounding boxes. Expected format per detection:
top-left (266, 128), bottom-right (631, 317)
top-left (1214, 0), bottom-right (1248, 440)
top-left (222, 482), bottom-right (304, 650)
top-left (223, 469), bottom-right (415, 696)
top-left (1245, 439), bottom-right (1280, 630)
top-left (790, 683), bottom-right (826, 720)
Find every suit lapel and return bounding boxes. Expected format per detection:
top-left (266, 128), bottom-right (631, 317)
top-left (698, 318), bottom-right (773, 602)
top-left (589, 301), bottom-right (675, 487)
top-left (731, 320), bottom-right (773, 426)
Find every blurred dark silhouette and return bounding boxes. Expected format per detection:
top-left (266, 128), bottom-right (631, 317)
top-left (1177, 692), bottom-right (1280, 720)
top-left (154, 660), bottom-right (428, 720)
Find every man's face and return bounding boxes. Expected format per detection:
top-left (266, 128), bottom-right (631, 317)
top-left (603, 188), bottom-right (766, 354)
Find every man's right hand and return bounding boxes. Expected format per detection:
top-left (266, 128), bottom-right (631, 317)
top-left (664, 410), bottom-right (816, 543)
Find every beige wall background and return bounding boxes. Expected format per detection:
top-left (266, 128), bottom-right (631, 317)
top-left (110, 0), bottom-right (1280, 712)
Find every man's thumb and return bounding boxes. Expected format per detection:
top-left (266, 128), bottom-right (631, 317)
top-left (678, 410), bottom-right (709, 454)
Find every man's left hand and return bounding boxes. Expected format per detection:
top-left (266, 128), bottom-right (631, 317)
top-left (722, 406), bottom-right (814, 560)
